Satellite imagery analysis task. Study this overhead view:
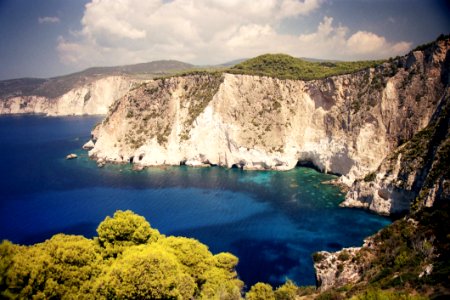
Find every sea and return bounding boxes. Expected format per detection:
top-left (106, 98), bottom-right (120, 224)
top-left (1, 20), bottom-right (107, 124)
top-left (0, 115), bottom-right (390, 288)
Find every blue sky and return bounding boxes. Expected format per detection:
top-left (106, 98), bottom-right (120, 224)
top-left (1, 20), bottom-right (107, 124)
top-left (0, 0), bottom-right (449, 80)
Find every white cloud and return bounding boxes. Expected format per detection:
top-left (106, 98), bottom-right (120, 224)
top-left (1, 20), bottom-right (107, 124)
top-left (57, 0), bottom-right (411, 68)
top-left (347, 31), bottom-right (388, 54)
top-left (38, 16), bottom-right (60, 24)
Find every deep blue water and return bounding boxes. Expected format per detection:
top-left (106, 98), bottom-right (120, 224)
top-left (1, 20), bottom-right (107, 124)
top-left (0, 115), bottom-right (390, 288)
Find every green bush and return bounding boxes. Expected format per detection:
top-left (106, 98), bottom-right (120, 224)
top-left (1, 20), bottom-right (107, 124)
top-left (313, 252), bottom-right (326, 263)
top-left (363, 172), bottom-right (376, 182)
top-left (246, 282), bottom-right (275, 300)
top-left (96, 210), bottom-right (160, 256)
top-left (338, 251), bottom-right (351, 261)
top-left (316, 290), bottom-right (343, 300)
top-left (274, 280), bottom-right (298, 300)
top-left (352, 288), bottom-right (428, 300)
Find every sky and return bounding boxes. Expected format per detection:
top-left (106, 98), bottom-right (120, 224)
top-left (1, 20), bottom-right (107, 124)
top-left (0, 0), bottom-right (449, 80)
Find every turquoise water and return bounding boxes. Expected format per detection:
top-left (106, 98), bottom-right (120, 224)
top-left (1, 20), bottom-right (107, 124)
top-left (0, 115), bottom-right (390, 287)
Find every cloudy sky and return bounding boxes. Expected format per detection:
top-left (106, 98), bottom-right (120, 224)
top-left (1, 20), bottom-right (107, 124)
top-left (0, 0), bottom-right (449, 80)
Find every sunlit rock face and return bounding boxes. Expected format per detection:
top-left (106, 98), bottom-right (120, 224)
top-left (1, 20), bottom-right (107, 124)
top-left (0, 76), bottom-right (136, 116)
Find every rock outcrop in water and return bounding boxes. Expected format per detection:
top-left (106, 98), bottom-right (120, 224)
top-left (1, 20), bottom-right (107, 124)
top-left (88, 38), bottom-right (449, 216)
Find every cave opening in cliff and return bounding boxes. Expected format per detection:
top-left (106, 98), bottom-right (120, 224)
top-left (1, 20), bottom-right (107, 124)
top-left (231, 163), bottom-right (243, 170)
top-left (296, 160), bottom-right (343, 176)
top-left (296, 160), bottom-right (322, 173)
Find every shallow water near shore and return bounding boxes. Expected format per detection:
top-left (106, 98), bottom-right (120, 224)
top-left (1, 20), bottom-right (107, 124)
top-left (0, 115), bottom-right (390, 287)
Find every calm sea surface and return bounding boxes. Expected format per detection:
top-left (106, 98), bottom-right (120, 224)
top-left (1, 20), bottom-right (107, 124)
top-left (0, 115), bottom-right (390, 287)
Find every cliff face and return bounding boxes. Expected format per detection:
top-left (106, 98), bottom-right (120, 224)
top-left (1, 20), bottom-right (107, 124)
top-left (0, 76), bottom-right (136, 116)
top-left (342, 91), bottom-right (449, 215)
top-left (89, 40), bottom-right (449, 213)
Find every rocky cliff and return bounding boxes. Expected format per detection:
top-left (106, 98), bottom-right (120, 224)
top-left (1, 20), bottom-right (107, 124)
top-left (313, 204), bottom-right (450, 296)
top-left (88, 39), bottom-right (449, 216)
top-left (342, 90), bottom-right (449, 215)
top-left (0, 76), bottom-right (136, 116)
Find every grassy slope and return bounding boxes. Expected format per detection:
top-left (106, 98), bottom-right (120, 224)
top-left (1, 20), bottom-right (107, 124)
top-left (227, 53), bottom-right (383, 80)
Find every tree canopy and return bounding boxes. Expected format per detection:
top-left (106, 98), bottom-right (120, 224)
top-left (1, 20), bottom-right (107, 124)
top-left (0, 210), bottom-right (243, 299)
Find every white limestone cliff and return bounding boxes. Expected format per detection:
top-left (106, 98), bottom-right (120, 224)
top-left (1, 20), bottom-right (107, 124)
top-left (0, 76), bottom-right (136, 116)
top-left (88, 39), bottom-right (449, 216)
top-left (89, 73), bottom-right (391, 184)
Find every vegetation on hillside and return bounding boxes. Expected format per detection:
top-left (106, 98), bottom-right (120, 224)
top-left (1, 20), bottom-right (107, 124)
top-left (119, 73), bottom-right (224, 149)
top-left (307, 204), bottom-right (450, 300)
top-left (412, 34), bottom-right (450, 52)
top-left (153, 69), bottom-right (225, 81)
top-left (227, 54), bottom-right (383, 80)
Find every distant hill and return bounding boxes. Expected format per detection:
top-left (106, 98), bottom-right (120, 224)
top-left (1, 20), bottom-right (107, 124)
top-left (218, 58), bottom-right (249, 67)
top-left (0, 60), bottom-right (195, 99)
top-left (0, 78), bottom-right (49, 98)
top-left (67, 60), bottom-right (195, 77)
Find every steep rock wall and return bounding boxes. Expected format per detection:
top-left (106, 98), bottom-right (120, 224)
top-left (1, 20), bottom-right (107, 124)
top-left (0, 76), bottom-right (136, 116)
top-left (90, 41), bottom-right (446, 176)
top-left (88, 39), bottom-right (449, 215)
top-left (342, 89), bottom-right (449, 215)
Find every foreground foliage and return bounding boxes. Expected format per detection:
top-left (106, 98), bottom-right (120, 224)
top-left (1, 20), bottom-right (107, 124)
top-left (1, 208), bottom-right (448, 299)
top-left (0, 210), bottom-right (243, 299)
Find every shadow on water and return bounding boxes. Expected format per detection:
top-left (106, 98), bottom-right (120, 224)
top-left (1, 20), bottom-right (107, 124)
top-left (0, 115), bottom-right (391, 288)
top-left (232, 238), bottom-right (300, 287)
top-left (20, 222), bottom-right (98, 245)
top-left (170, 224), bottom-right (305, 287)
